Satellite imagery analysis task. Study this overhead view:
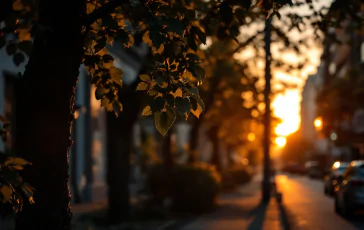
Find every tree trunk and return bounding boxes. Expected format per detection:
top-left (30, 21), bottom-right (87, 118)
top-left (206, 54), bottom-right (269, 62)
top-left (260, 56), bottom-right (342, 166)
top-left (209, 126), bottom-right (221, 171)
top-left (106, 87), bottom-right (141, 224)
top-left (70, 125), bottom-right (82, 204)
top-left (15, 0), bottom-right (85, 229)
top-left (187, 119), bottom-right (201, 163)
top-left (226, 145), bottom-right (234, 168)
top-left (162, 131), bottom-right (173, 171)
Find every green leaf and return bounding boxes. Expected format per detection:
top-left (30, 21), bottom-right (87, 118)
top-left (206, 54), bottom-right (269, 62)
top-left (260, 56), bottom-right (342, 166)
top-left (150, 97), bottom-right (165, 113)
top-left (94, 36), bottom-right (107, 53)
top-left (188, 87), bottom-right (199, 96)
top-left (13, 52), bottom-right (25, 66)
top-left (166, 94), bottom-right (175, 107)
top-left (191, 95), bottom-right (205, 111)
top-left (17, 41), bottom-right (32, 56)
top-left (102, 54), bottom-right (114, 63)
top-left (142, 106), bottom-right (152, 116)
top-left (192, 26), bottom-right (206, 44)
top-left (140, 74), bottom-right (151, 82)
top-left (149, 25), bottom-right (166, 49)
top-left (113, 101), bottom-right (123, 116)
top-left (189, 65), bottom-right (206, 83)
top-left (165, 19), bottom-right (184, 36)
top-left (115, 29), bottom-right (130, 45)
top-left (185, 9), bottom-right (196, 20)
top-left (175, 97), bottom-right (191, 116)
top-left (101, 98), bottom-right (113, 111)
top-left (187, 35), bottom-right (198, 51)
top-left (186, 53), bottom-right (200, 62)
top-left (95, 87), bottom-right (109, 99)
top-left (109, 67), bottom-right (123, 85)
top-left (102, 14), bottom-right (119, 30)
top-left (154, 108), bottom-right (176, 136)
top-left (6, 43), bottom-right (17, 55)
top-left (136, 82), bottom-right (149, 91)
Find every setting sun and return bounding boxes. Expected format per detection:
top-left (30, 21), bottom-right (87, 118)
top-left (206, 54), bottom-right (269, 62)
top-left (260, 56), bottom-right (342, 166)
top-left (272, 90), bottom-right (301, 137)
top-left (275, 136), bottom-right (287, 148)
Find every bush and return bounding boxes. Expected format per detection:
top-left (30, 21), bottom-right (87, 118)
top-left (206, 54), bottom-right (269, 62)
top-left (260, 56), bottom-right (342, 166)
top-left (145, 163), bottom-right (221, 213)
top-left (224, 166), bottom-right (252, 186)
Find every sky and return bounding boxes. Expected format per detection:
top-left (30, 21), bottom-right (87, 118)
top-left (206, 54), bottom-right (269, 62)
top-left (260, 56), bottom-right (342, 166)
top-left (267, 0), bottom-right (332, 138)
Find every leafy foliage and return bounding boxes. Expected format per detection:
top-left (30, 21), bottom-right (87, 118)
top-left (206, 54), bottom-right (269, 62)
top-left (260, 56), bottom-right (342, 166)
top-left (0, 116), bottom-right (34, 216)
top-left (0, 0), bottom-right (299, 135)
top-left (145, 163), bottom-right (221, 213)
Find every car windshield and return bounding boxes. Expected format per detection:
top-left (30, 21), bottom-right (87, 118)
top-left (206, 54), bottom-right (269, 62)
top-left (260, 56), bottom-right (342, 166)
top-left (357, 166), bottom-right (364, 177)
top-left (336, 167), bottom-right (347, 174)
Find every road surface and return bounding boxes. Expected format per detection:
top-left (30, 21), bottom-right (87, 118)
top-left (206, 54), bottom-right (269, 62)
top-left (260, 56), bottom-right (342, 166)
top-left (277, 174), bottom-right (364, 230)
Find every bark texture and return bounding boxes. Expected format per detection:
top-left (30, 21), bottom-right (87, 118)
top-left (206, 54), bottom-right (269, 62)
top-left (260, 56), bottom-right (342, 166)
top-left (15, 0), bottom-right (85, 229)
top-left (107, 86), bottom-right (141, 224)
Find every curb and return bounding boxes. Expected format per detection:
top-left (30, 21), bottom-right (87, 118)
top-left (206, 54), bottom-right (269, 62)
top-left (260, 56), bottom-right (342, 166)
top-left (158, 217), bottom-right (198, 230)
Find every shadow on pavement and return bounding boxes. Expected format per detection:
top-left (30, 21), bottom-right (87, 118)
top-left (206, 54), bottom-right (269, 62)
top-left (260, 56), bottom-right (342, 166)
top-left (247, 202), bottom-right (268, 230)
top-left (247, 197), bottom-right (291, 230)
top-left (277, 202), bottom-right (290, 230)
top-left (342, 214), bottom-right (364, 229)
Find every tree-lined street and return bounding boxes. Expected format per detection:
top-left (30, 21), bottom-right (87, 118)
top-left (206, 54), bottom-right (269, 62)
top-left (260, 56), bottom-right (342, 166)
top-left (277, 174), bottom-right (364, 230)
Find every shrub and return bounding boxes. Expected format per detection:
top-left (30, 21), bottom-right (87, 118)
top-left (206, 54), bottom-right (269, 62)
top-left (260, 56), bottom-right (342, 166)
top-left (145, 163), bottom-right (221, 213)
top-left (225, 166), bottom-right (252, 186)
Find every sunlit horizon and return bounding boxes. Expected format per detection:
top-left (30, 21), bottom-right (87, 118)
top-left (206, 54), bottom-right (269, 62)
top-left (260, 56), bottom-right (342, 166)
top-left (272, 90), bottom-right (301, 137)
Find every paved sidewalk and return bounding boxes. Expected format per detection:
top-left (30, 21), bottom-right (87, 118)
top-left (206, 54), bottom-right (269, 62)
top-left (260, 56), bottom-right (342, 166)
top-left (179, 181), bottom-right (288, 230)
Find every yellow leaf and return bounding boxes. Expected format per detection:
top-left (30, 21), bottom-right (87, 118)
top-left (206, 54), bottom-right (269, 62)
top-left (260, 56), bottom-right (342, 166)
top-left (160, 82), bottom-right (168, 88)
top-left (12, 1), bottom-right (24, 11)
top-left (142, 106), bottom-right (152, 116)
top-left (106, 35), bottom-right (114, 45)
top-left (0, 185), bottom-right (12, 203)
top-left (103, 61), bottom-right (113, 69)
top-left (86, 2), bottom-right (96, 14)
top-left (191, 103), bottom-right (203, 118)
top-left (18, 29), bottom-right (31, 42)
top-left (142, 31), bottom-right (153, 46)
top-left (97, 48), bottom-right (108, 56)
top-left (171, 88), bottom-right (183, 98)
top-left (13, 158), bottom-right (30, 166)
top-left (140, 74), bottom-right (151, 82)
top-left (136, 82), bottom-right (149, 91)
top-left (9, 165), bottom-right (24, 171)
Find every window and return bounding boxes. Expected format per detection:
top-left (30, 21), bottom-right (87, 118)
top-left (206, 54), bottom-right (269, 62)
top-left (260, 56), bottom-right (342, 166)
top-left (329, 62), bottom-right (336, 75)
top-left (361, 42), bottom-right (364, 63)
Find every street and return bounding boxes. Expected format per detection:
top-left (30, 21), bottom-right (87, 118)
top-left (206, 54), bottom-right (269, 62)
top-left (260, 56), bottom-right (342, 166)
top-left (179, 174), bottom-right (364, 230)
top-left (277, 174), bottom-right (364, 230)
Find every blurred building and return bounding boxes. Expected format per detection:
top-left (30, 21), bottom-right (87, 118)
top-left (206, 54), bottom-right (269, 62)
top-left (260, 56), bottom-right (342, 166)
top-left (301, 74), bottom-right (319, 143)
top-left (313, 11), bottom-right (364, 163)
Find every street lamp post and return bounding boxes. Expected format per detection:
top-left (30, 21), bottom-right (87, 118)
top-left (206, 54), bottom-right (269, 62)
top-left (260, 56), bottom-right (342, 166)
top-left (262, 16), bottom-right (272, 203)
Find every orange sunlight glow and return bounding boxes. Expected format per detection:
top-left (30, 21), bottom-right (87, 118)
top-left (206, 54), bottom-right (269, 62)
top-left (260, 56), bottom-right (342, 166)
top-left (275, 136), bottom-right (287, 148)
top-left (272, 90), bottom-right (301, 137)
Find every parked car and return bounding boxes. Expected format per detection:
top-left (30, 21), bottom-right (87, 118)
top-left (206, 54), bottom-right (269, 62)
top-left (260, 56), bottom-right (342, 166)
top-left (283, 162), bottom-right (306, 175)
top-left (324, 161), bottom-right (348, 196)
top-left (305, 161), bottom-right (322, 178)
top-left (335, 160), bottom-right (364, 218)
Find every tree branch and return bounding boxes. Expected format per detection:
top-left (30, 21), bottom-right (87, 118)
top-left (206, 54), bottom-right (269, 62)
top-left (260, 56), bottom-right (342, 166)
top-left (85, 0), bottom-right (130, 26)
